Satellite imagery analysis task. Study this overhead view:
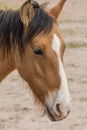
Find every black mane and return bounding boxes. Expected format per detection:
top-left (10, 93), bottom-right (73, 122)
top-left (0, 2), bottom-right (53, 55)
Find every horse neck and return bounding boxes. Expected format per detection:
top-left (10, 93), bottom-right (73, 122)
top-left (0, 49), bottom-right (16, 82)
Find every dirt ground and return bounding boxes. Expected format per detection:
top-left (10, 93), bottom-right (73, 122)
top-left (0, 0), bottom-right (87, 130)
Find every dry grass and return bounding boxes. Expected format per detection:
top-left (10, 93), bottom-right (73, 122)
top-left (67, 42), bottom-right (87, 48)
top-left (0, 1), bottom-right (7, 9)
top-left (0, 1), bottom-right (18, 9)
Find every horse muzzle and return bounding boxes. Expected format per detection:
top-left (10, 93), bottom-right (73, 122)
top-left (46, 101), bottom-right (72, 121)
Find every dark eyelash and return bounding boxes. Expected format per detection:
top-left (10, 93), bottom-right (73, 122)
top-left (33, 48), bottom-right (43, 55)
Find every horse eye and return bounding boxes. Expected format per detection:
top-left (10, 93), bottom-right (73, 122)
top-left (33, 48), bottom-right (43, 56)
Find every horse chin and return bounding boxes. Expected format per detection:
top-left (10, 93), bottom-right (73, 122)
top-left (46, 107), bottom-right (56, 121)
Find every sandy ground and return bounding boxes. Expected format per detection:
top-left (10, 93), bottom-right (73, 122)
top-left (0, 0), bottom-right (87, 130)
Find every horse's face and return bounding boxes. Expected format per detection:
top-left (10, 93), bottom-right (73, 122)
top-left (18, 23), bottom-right (71, 121)
top-left (17, 0), bottom-right (72, 121)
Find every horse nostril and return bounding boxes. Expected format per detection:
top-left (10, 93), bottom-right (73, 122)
top-left (56, 103), bottom-right (61, 114)
top-left (55, 104), bottom-right (70, 116)
top-left (67, 110), bottom-right (70, 114)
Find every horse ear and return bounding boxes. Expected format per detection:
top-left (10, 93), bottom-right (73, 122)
top-left (48, 0), bottom-right (67, 20)
top-left (20, 0), bottom-right (34, 27)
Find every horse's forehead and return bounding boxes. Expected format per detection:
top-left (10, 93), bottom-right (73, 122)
top-left (33, 23), bottom-right (60, 46)
top-left (32, 22), bottom-right (62, 50)
top-left (33, 31), bottom-right (60, 46)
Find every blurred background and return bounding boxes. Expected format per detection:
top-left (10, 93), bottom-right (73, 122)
top-left (0, 0), bottom-right (87, 130)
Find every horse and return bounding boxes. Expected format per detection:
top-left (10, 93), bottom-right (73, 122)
top-left (0, 0), bottom-right (72, 121)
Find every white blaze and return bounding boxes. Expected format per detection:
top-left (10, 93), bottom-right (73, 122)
top-left (46, 34), bottom-right (71, 112)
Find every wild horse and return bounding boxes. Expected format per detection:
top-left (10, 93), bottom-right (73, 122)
top-left (0, 0), bottom-right (72, 121)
